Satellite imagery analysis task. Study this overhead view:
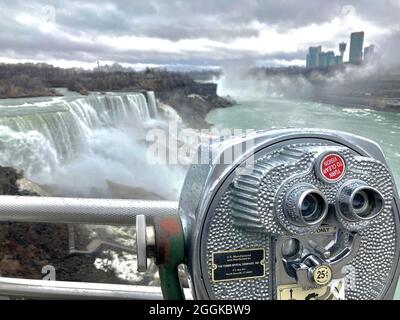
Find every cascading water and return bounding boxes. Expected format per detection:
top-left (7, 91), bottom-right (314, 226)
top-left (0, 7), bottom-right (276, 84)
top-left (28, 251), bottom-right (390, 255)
top-left (0, 92), bottom-right (185, 200)
top-left (0, 90), bottom-right (189, 284)
top-left (146, 91), bottom-right (158, 118)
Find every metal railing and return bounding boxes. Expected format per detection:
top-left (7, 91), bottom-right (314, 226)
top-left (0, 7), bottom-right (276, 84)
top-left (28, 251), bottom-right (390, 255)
top-left (0, 196), bottom-right (178, 224)
top-left (0, 196), bottom-right (180, 299)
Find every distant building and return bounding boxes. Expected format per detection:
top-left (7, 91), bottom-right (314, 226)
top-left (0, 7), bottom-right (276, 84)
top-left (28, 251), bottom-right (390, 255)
top-left (364, 45), bottom-right (376, 63)
top-left (339, 42), bottom-right (347, 57)
top-left (306, 46), bottom-right (322, 68)
top-left (349, 31), bottom-right (364, 64)
top-left (318, 52), bottom-right (327, 68)
top-left (328, 53), bottom-right (338, 67)
top-left (319, 51), bottom-right (335, 68)
top-left (335, 55), bottom-right (343, 65)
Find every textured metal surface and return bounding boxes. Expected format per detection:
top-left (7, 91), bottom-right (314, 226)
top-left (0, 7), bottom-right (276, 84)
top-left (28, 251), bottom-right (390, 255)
top-left (180, 129), bottom-right (400, 300)
top-left (227, 145), bottom-right (393, 235)
top-left (194, 137), bottom-right (398, 300)
top-left (206, 192), bottom-right (270, 299)
top-left (0, 196), bottom-right (178, 225)
top-left (184, 129), bottom-right (374, 299)
top-left (180, 129), bottom-right (399, 299)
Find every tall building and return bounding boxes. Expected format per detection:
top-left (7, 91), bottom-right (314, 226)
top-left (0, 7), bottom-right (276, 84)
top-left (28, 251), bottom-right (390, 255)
top-left (335, 55), bottom-right (343, 65)
top-left (339, 42), bottom-right (347, 57)
top-left (306, 46), bottom-right (322, 68)
top-left (349, 31), bottom-right (364, 64)
top-left (319, 51), bottom-right (335, 68)
top-left (328, 53), bottom-right (338, 67)
top-left (364, 45), bottom-right (376, 63)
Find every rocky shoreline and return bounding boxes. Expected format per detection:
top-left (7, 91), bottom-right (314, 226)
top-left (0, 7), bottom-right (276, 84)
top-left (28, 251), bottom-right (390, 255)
top-left (309, 93), bottom-right (400, 113)
top-left (157, 88), bottom-right (235, 128)
top-left (0, 63), bottom-right (234, 128)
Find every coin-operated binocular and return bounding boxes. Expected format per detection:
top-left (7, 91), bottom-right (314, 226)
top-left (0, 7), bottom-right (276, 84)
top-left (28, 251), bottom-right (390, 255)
top-left (0, 128), bottom-right (398, 300)
top-left (175, 128), bottom-right (400, 300)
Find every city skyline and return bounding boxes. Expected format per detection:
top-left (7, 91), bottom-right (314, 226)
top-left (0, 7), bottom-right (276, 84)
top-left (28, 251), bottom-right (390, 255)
top-left (0, 1), bottom-right (399, 70)
top-left (306, 31), bottom-right (376, 69)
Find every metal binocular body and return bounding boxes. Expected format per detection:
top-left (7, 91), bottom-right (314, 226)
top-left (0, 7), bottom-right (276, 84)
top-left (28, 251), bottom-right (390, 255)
top-left (0, 128), bottom-right (399, 300)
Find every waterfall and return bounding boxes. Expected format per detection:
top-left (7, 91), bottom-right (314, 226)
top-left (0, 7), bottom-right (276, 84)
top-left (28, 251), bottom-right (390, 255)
top-left (0, 91), bottom-right (186, 200)
top-left (0, 92), bottom-right (155, 168)
top-left (0, 90), bottom-right (188, 285)
top-left (146, 91), bottom-right (158, 118)
top-left (0, 92), bottom-right (189, 198)
top-left (0, 104), bottom-right (88, 172)
top-left (67, 93), bottom-right (152, 131)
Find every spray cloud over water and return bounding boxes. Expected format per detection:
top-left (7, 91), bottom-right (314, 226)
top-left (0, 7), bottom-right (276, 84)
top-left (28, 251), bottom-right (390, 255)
top-left (0, 92), bottom-right (185, 200)
top-left (217, 54), bottom-right (400, 104)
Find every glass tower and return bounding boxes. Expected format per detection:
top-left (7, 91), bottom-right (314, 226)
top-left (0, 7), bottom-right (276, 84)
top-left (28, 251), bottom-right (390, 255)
top-left (349, 32), bottom-right (364, 64)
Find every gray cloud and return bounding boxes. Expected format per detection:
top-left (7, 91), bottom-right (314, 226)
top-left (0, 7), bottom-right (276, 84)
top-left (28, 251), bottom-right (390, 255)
top-left (0, 0), bottom-right (399, 69)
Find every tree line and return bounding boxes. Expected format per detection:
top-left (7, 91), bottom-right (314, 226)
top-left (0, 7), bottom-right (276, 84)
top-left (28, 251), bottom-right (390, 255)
top-left (0, 63), bottom-right (203, 98)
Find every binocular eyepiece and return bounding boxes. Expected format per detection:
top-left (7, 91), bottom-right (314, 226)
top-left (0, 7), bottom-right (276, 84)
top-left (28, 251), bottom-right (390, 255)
top-left (284, 184), bottom-right (328, 227)
top-left (337, 180), bottom-right (385, 222)
top-left (284, 179), bottom-right (385, 229)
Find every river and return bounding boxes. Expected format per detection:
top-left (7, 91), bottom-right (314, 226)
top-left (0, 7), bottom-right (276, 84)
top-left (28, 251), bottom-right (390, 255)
top-left (206, 97), bottom-right (400, 186)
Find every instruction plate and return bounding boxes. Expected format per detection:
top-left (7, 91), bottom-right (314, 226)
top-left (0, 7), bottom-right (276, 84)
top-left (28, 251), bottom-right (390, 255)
top-left (277, 279), bottom-right (345, 300)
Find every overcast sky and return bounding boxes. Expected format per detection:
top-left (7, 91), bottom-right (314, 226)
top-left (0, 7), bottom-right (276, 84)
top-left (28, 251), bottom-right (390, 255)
top-left (0, 0), bottom-right (399, 70)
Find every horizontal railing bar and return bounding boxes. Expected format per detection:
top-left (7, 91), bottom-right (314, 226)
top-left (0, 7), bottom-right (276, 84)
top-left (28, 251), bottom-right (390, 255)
top-left (0, 277), bottom-right (193, 300)
top-left (0, 277), bottom-right (163, 299)
top-left (0, 196), bottom-right (178, 225)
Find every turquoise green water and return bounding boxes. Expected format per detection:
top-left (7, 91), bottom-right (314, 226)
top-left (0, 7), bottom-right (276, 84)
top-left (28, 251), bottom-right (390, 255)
top-left (206, 97), bottom-right (400, 299)
top-left (207, 98), bottom-right (400, 186)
